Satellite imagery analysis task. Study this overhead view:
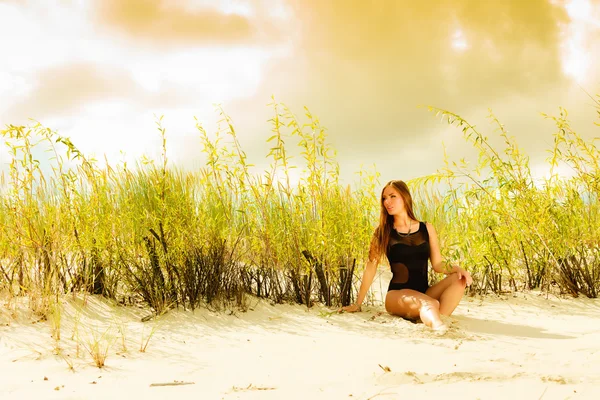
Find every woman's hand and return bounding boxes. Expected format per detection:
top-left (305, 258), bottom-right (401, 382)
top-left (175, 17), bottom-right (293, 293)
top-left (339, 303), bottom-right (362, 313)
top-left (455, 266), bottom-right (473, 286)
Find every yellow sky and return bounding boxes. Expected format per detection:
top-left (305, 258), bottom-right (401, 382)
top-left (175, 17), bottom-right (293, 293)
top-left (0, 0), bottom-right (599, 184)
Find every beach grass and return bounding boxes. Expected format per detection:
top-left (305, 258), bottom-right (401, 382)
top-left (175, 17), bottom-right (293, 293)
top-left (0, 99), bottom-right (599, 320)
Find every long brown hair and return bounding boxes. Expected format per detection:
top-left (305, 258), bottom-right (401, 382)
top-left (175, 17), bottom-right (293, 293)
top-left (368, 180), bottom-right (418, 264)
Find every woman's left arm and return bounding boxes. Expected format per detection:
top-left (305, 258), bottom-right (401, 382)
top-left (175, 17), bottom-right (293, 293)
top-left (426, 222), bottom-right (472, 286)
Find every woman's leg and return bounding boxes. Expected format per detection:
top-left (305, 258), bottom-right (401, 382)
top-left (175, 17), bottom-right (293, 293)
top-left (425, 272), bottom-right (467, 316)
top-left (385, 289), bottom-right (446, 330)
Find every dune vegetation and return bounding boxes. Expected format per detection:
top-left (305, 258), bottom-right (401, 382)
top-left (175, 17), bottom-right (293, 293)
top-left (0, 98), bottom-right (599, 322)
top-left (417, 103), bottom-right (599, 298)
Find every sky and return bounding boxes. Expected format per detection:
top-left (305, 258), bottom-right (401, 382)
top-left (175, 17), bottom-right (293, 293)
top-left (1, 0), bottom-right (599, 187)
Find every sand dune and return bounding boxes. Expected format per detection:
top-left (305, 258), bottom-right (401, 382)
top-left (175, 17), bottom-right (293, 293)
top-left (1, 289), bottom-right (599, 399)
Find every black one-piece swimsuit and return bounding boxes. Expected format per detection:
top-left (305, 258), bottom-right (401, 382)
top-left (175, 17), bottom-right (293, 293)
top-left (386, 221), bottom-right (431, 294)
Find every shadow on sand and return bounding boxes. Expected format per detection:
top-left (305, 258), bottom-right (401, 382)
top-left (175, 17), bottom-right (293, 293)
top-left (453, 315), bottom-right (575, 339)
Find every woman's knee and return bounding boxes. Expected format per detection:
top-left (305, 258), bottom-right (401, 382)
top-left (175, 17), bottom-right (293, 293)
top-left (420, 298), bottom-right (440, 311)
top-left (450, 272), bottom-right (467, 289)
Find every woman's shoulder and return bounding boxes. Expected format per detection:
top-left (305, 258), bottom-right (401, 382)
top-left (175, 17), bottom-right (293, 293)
top-left (423, 221), bottom-right (438, 235)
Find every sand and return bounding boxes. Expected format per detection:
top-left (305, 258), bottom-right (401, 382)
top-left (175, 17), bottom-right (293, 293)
top-left (1, 287), bottom-right (600, 400)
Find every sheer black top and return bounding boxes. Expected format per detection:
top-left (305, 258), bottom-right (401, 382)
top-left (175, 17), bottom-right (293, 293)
top-left (386, 221), bottom-right (430, 293)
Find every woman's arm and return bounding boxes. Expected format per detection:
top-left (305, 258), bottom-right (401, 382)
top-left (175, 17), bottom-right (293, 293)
top-left (355, 259), bottom-right (378, 306)
top-left (340, 259), bottom-right (377, 312)
top-left (426, 222), bottom-right (472, 285)
top-left (341, 233), bottom-right (380, 312)
top-left (426, 222), bottom-right (451, 273)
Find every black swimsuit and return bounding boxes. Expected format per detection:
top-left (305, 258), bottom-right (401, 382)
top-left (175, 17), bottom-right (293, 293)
top-left (386, 221), bottom-right (430, 293)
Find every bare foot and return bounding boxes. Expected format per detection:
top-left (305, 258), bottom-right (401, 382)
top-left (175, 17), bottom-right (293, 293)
top-left (432, 322), bottom-right (449, 335)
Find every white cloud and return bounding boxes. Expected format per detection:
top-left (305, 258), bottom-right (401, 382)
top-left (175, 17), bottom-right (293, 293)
top-left (125, 47), bottom-right (268, 103)
top-left (451, 29), bottom-right (470, 52)
top-left (0, 0), bottom-right (282, 170)
top-left (560, 0), bottom-right (600, 84)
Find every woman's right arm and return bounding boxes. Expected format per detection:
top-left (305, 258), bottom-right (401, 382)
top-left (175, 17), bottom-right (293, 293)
top-left (340, 258), bottom-right (378, 312)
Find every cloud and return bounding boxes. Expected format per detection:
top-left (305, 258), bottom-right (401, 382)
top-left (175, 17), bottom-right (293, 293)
top-left (221, 0), bottom-right (575, 180)
top-left (95, 0), bottom-right (277, 45)
top-left (280, 0), bottom-right (569, 108)
top-left (2, 0), bottom-right (593, 186)
top-left (1, 63), bottom-right (144, 123)
top-left (0, 61), bottom-right (227, 125)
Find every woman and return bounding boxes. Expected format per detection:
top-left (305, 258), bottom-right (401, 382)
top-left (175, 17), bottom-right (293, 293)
top-left (341, 180), bottom-right (472, 331)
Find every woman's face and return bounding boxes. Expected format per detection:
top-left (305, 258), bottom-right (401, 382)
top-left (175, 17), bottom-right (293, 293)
top-left (382, 185), bottom-right (405, 215)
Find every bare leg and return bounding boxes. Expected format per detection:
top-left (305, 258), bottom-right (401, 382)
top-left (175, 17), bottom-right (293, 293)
top-left (385, 289), bottom-right (447, 330)
top-left (426, 272), bottom-right (467, 316)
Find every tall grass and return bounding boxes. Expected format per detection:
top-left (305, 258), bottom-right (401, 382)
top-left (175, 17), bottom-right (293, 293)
top-left (0, 102), bottom-right (377, 314)
top-left (1, 98), bottom-right (599, 318)
top-left (412, 100), bottom-right (600, 297)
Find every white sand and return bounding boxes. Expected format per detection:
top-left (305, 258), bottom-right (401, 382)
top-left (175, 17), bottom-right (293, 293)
top-left (1, 288), bottom-right (600, 400)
